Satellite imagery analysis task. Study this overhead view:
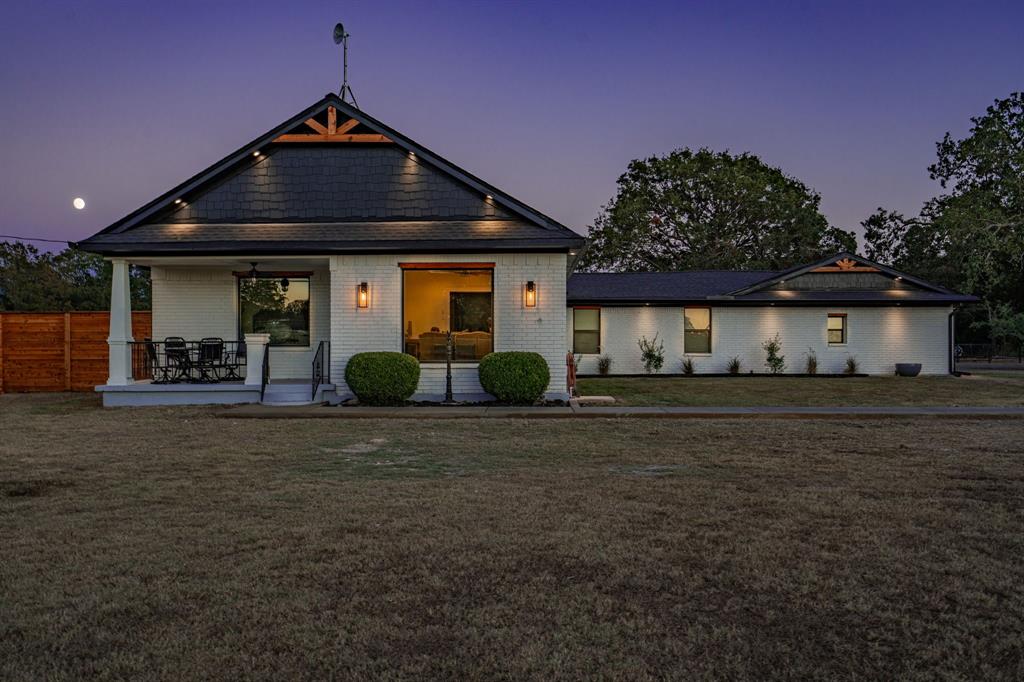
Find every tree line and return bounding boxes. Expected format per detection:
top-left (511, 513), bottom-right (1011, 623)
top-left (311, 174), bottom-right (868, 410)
top-left (0, 242), bottom-right (150, 311)
top-left (578, 92), bottom-right (1024, 347)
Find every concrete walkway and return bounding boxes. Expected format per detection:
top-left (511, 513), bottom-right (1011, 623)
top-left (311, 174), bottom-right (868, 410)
top-left (219, 404), bottom-right (1024, 419)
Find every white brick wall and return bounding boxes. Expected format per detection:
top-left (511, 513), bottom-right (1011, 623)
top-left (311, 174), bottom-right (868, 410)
top-left (569, 305), bottom-right (953, 376)
top-left (151, 267), bottom-right (237, 341)
top-left (149, 266), bottom-right (331, 380)
top-left (330, 253), bottom-right (569, 400)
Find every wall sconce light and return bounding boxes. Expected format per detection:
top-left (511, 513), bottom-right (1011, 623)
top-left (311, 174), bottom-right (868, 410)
top-left (280, 277), bottom-right (289, 293)
top-left (525, 280), bottom-right (537, 308)
top-left (248, 262), bottom-right (259, 285)
top-left (357, 281), bottom-right (369, 308)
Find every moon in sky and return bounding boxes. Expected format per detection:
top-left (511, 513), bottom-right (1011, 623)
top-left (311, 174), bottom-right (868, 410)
top-left (73, 197), bottom-right (86, 210)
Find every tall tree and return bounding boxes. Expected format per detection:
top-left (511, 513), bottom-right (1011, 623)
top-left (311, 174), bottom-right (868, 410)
top-left (576, 148), bottom-right (855, 272)
top-left (862, 92), bottom-right (1024, 330)
top-left (860, 205), bottom-right (958, 288)
top-left (0, 241), bottom-right (150, 311)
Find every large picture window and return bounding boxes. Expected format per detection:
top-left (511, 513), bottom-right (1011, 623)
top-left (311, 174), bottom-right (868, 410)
top-left (402, 266), bottom-right (493, 363)
top-left (573, 307), bottom-right (601, 354)
top-left (684, 307), bottom-right (711, 353)
top-left (239, 276), bottom-right (310, 346)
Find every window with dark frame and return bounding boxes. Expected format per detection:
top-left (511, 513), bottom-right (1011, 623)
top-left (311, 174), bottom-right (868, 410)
top-left (573, 307), bottom-right (601, 354)
top-left (238, 276), bottom-right (311, 347)
top-left (827, 313), bottom-right (847, 345)
top-left (401, 265), bottom-right (494, 363)
top-left (684, 307), bottom-right (712, 353)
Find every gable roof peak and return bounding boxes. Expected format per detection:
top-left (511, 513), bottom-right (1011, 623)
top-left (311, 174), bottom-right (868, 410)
top-left (727, 251), bottom-right (957, 296)
top-left (83, 93), bottom-right (582, 243)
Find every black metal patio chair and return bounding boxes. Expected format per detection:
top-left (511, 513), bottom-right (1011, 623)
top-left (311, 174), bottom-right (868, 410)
top-left (197, 337), bottom-right (225, 383)
top-left (221, 340), bottom-right (245, 380)
top-left (164, 337), bottom-right (193, 382)
top-left (145, 338), bottom-right (176, 384)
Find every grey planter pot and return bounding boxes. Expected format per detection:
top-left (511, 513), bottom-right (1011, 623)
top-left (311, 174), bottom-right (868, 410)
top-left (895, 363), bottom-right (922, 377)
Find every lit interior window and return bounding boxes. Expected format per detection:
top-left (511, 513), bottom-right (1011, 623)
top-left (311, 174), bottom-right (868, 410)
top-left (684, 307), bottom-right (711, 353)
top-left (573, 308), bottom-right (600, 354)
top-left (827, 314), bottom-right (847, 345)
top-left (402, 268), bottom-right (493, 362)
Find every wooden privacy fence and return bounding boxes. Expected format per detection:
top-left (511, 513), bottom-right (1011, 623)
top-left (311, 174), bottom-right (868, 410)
top-left (0, 312), bottom-right (151, 393)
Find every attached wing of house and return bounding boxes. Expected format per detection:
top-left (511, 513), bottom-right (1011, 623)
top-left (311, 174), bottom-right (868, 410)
top-left (566, 253), bottom-right (977, 376)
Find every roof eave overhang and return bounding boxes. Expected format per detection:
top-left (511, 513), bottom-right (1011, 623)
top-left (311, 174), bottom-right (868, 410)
top-left (76, 239), bottom-right (585, 257)
top-left (566, 298), bottom-right (977, 307)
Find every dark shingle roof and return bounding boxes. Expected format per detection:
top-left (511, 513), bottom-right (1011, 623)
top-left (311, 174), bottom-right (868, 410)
top-left (159, 146), bottom-right (515, 223)
top-left (77, 93), bottom-right (585, 256)
top-left (568, 271), bottom-right (778, 303)
top-left (567, 269), bottom-right (978, 306)
top-left (82, 220), bottom-right (580, 255)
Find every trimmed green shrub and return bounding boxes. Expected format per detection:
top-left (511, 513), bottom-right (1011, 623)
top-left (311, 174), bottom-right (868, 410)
top-left (345, 352), bottom-right (420, 405)
top-left (478, 352), bottom-right (550, 404)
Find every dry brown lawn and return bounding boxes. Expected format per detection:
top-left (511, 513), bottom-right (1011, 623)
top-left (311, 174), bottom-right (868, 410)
top-left (2, 393), bottom-right (1023, 680)
top-left (578, 374), bottom-right (1024, 407)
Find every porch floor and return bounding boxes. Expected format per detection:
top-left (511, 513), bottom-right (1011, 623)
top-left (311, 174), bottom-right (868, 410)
top-left (96, 380), bottom-right (335, 407)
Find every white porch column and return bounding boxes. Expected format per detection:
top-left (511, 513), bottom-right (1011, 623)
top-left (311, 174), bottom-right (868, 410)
top-left (106, 258), bottom-right (134, 385)
top-left (244, 333), bottom-right (271, 386)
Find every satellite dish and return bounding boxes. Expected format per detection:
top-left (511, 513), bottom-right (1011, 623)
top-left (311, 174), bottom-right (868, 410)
top-left (332, 22), bottom-right (358, 107)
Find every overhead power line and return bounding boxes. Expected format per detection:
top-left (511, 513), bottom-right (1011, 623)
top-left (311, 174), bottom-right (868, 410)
top-left (0, 234), bottom-right (72, 244)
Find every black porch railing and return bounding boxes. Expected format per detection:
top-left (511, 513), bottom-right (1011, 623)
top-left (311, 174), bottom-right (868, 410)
top-left (260, 342), bottom-right (270, 402)
top-left (311, 340), bottom-right (329, 401)
top-left (130, 339), bottom-right (246, 384)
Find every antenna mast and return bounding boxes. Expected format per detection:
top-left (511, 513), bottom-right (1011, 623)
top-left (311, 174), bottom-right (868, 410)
top-left (333, 23), bottom-right (358, 108)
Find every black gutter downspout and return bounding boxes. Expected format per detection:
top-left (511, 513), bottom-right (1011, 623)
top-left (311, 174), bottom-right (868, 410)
top-left (948, 306), bottom-right (957, 374)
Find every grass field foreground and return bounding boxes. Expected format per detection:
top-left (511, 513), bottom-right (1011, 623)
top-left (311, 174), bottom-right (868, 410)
top-left (1, 394), bottom-right (1023, 679)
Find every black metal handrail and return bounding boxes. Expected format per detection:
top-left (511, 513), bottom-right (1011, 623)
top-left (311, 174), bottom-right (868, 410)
top-left (311, 340), bottom-right (328, 401)
top-left (260, 342), bottom-right (270, 402)
top-left (130, 339), bottom-right (246, 384)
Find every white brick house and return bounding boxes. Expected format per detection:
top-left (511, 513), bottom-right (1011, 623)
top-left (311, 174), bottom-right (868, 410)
top-left (78, 95), bottom-right (974, 407)
top-left (78, 94), bottom-right (583, 406)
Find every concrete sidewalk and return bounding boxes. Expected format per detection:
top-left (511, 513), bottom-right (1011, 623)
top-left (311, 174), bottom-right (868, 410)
top-left (219, 404), bottom-right (1024, 419)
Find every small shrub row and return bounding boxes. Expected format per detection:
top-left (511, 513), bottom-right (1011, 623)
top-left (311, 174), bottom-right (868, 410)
top-left (632, 334), bottom-right (857, 376)
top-left (345, 350), bottom-right (551, 405)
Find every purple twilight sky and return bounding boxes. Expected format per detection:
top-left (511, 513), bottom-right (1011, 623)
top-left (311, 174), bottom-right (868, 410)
top-left (1, 0), bottom-right (1022, 251)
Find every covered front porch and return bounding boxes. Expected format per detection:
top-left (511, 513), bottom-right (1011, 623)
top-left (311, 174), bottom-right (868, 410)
top-left (99, 251), bottom-right (570, 406)
top-left (101, 255), bottom-right (333, 406)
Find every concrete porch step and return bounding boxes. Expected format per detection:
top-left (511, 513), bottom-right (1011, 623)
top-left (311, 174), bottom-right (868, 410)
top-left (260, 379), bottom-right (332, 406)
